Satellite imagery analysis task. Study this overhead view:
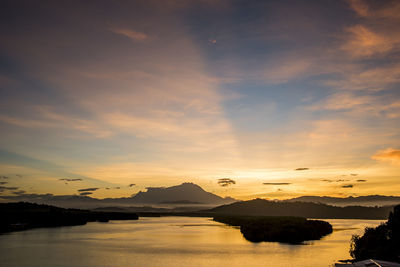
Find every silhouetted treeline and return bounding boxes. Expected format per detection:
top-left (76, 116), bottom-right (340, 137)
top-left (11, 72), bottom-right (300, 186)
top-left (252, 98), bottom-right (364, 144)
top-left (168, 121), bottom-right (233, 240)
top-left (350, 204), bottom-right (400, 262)
top-left (208, 199), bottom-right (393, 219)
top-left (214, 215), bottom-right (332, 243)
top-left (0, 202), bottom-right (138, 233)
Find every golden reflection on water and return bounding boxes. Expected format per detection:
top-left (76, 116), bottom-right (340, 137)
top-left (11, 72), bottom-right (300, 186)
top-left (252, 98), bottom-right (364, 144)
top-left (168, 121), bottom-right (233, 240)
top-left (0, 217), bottom-right (383, 267)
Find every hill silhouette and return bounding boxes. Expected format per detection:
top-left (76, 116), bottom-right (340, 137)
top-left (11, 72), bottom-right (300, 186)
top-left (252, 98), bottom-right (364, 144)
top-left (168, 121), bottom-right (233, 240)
top-left (0, 202), bottom-right (138, 233)
top-left (285, 195), bottom-right (400, 207)
top-left (207, 199), bottom-right (393, 219)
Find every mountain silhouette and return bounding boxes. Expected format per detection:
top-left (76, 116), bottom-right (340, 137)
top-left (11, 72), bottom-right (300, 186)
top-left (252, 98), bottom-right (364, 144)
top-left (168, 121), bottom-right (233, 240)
top-left (131, 183), bottom-right (235, 204)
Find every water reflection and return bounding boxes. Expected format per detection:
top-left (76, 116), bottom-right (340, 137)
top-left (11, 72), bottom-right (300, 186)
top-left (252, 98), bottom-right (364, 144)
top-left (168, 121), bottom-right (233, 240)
top-left (0, 217), bottom-right (383, 267)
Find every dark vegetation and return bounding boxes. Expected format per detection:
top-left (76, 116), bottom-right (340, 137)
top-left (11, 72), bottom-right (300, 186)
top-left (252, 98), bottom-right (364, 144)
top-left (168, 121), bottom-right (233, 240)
top-left (208, 199), bottom-right (393, 219)
top-left (350, 204), bottom-right (400, 263)
top-left (1, 197), bottom-right (394, 237)
top-left (214, 215), bottom-right (332, 244)
top-left (0, 202), bottom-right (138, 233)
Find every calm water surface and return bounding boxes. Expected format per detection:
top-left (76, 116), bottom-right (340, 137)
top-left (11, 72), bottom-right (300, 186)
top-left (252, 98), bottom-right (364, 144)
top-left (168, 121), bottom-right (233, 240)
top-left (0, 217), bottom-right (383, 267)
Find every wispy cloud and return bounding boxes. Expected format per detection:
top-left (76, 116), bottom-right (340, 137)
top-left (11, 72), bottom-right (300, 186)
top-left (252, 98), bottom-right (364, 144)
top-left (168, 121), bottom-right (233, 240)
top-left (341, 25), bottom-right (393, 58)
top-left (111, 28), bottom-right (148, 42)
top-left (349, 0), bottom-right (400, 20)
top-left (0, 107), bottom-right (112, 138)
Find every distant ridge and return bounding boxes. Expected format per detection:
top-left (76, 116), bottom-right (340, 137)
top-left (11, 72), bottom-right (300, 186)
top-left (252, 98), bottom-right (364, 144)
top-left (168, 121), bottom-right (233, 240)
top-left (284, 195), bottom-right (400, 207)
top-left (207, 198), bottom-right (393, 219)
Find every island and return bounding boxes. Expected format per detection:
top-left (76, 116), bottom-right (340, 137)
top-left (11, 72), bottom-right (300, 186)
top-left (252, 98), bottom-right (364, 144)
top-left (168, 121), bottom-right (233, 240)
top-left (214, 215), bottom-right (333, 244)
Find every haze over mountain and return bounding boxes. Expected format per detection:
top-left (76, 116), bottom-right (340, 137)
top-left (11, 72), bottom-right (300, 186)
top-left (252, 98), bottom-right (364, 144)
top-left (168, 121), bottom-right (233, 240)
top-left (284, 195), bottom-right (400, 207)
top-left (0, 183), bottom-right (236, 209)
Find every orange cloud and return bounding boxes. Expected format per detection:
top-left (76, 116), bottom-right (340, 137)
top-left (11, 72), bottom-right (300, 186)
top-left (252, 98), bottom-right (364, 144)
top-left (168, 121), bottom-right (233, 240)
top-left (310, 92), bottom-right (400, 118)
top-left (111, 28), bottom-right (148, 42)
top-left (344, 0), bottom-right (400, 59)
top-left (348, 0), bottom-right (369, 17)
top-left (372, 148), bottom-right (400, 165)
top-left (342, 25), bottom-right (393, 57)
top-left (349, 0), bottom-right (400, 20)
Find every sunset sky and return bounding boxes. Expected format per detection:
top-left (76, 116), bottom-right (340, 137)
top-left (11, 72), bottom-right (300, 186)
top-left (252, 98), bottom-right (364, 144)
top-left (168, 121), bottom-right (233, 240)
top-left (0, 0), bottom-right (399, 200)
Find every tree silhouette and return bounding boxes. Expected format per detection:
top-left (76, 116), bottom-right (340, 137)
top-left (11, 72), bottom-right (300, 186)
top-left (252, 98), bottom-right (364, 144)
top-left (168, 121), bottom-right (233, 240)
top-left (350, 204), bottom-right (400, 262)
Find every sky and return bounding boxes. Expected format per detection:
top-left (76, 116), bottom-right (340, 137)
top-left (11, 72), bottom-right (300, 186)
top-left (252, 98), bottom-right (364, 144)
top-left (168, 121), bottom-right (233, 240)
top-left (0, 0), bottom-right (400, 200)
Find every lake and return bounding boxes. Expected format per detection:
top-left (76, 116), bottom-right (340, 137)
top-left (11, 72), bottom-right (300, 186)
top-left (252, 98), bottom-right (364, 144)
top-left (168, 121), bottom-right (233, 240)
top-left (0, 217), bottom-right (383, 267)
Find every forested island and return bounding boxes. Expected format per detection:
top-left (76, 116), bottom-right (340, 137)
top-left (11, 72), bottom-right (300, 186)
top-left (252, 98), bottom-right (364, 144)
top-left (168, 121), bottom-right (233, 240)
top-left (214, 215), bottom-right (333, 243)
top-left (0, 202), bottom-right (138, 233)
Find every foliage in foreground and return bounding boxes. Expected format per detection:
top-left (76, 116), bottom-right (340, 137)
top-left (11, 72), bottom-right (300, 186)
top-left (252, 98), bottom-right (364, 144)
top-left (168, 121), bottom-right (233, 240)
top-left (214, 215), bottom-right (333, 244)
top-left (350, 204), bottom-right (400, 262)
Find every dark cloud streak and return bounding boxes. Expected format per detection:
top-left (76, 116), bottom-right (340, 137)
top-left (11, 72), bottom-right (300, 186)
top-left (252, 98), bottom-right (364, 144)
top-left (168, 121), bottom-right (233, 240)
top-left (342, 184), bottom-right (354, 188)
top-left (218, 178), bottom-right (236, 187)
top-left (263, 182), bottom-right (291, 185)
top-left (77, 188), bottom-right (99, 192)
top-left (295, 168), bottom-right (309, 171)
top-left (0, 186), bottom-right (19, 192)
top-left (60, 178), bottom-right (83, 182)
